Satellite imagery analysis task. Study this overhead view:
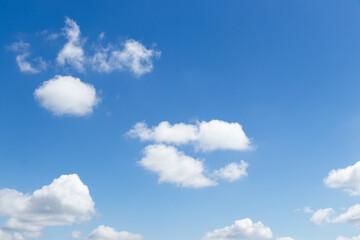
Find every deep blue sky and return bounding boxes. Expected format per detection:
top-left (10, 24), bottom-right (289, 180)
top-left (1, 1), bottom-right (360, 240)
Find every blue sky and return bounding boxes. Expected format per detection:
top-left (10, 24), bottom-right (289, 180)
top-left (1, 1), bottom-right (360, 240)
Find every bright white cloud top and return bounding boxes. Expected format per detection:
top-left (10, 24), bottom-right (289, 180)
top-left (324, 161), bottom-right (360, 196)
top-left (277, 238), bottom-right (295, 240)
top-left (129, 120), bottom-right (253, 152)
top-left (92, 39), bottom-right (161, 76)
top-left (0, 174), bottom-right (95, 239)
top-left (140, 144), bottom-right (217, 188)
top-left (57, 17), bottom-right (85, 72)
top-left (214, 161), bottom-right (249, 182)
top-left (34, 75), bottom-right (100, 116)
top-left (87, 225), bottom-right (143, 240)
top-left (201, 218), bottom-right (273, 240)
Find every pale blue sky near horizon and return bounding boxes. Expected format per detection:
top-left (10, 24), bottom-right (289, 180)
top-left (1, 1), bottom-right (360, 240)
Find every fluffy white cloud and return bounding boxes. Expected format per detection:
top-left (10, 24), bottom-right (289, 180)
top-left (87, 225), bottom-right (143, 240)
top-left (57, 17), bottom-right (85, 72)
top-left (333, 204), bottom-right (360, 227)
top-left (34, 75), bottom-right (100, 116)
top-left (129, 120), bottom-right (253, 152)
top-left (139, 144), bottom-right (217, 188)
top-left (0, 174), bottom-right (95, 237)
top-left (337, 236), bottom-right (360, 240)
top-left (311, 204), bottom-right (360, 227)
top-left (324, 161), bottom-right (360, 196)
top-left (201, 218), bottom-right (273, 240)
top-left (309, 208), bottom-right (335, 225)
top-left (92, 39), bottom-right (161, 76)
top-left (0, 230), bottom-right (24, 240)
top-left (214, 161), bottom-right (249, 182)
top-left (277, 238), bottom-right (295, 240)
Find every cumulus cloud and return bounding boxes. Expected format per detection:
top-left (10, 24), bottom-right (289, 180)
top-left (8, 41), bottom-right (47, 73)
top-left (139, 144), bottom-right (217, 188)
top-left (87, 225), bottom-right (143, 240)
top-left (57, 17), bottom-right (85, 72)
top-left (337, 235), bottom-right (360, 240)
top-left (201, 218), bottom-right (273, 240)
top-left (277, 238), bottom-right (295, 240)
top-left (34, 75), bottom-right (100, 116)
top-left (91, 39), bottom-right (161, 76)
top-left (129, 120), bottom-right (253, 152)
top-left (0, 174), bottom-right (95, 238)
top-left (214, 161), bottom-right (249, 182)
top-left (311, 204), bottom-right (360, 227)
top-left (324, 161), bottom-right (360, 196)
top-left (309, 208), bottom-right (335, 225)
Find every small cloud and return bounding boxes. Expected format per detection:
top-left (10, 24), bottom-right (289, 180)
top-left (202, 218), bottom-right (273, 240)
top-left (91, 39), bottom-right (161, 77)
top-left (87, 225), bottom-right (143, 240)
top-left (139, 144), bottom-right (217, 188)
top-left (34, 75), bottom-right (101, 116)
top-left (214, 161), bottom-right (249, 182)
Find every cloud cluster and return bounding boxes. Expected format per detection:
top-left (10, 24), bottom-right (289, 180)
top-left (0, 174), bottom-right (95, 238)
top-left (10, 17), bottom-right (160, 77)
top-left (130, 120), bottom-right (252, 188)
top-left (129, 120), bottom-right (252, 152)
top-left (201, 218), bottom-right (273, 240)
top-left (34, 75), bottom-right (100, 116)
top-left (324, 161), bottom-right (360, 196)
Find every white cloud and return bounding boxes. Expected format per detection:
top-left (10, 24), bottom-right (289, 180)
top-left (34, 75), bottom-right (100, 116)
top-left (311, 204), bottom-right (360, 227)
top-left (91, 39), bottom-right (161, 76)
top-left (324, 161), bottom-right (360, 196)
top-left (0, 230), bottom-right (24, 240)
top-left (333, 204), bottom-right (360, 227)
top-left (57, 17), bottom-right (85, 72)
top-left (201, 218), bottom-right (273, 240)
top-left (70, 230), bottom-right (82, 239)
top-left (277, 238), bottom-right (295, 240)
top-left (303, 207), bottom-right (313, 214)
top-left (129, 120), bottom-right (253, 152)
top-left (139, 144), bottom-right (217, 188)
top-left (337, 235), bottom-right (360, 240)
top-left (87, 225), bottom-right (143, 240)
top-left (8, 41), bottom-right (47, 74)
top-left (309, 208), bottom-right (335, 225)
top-left (214, 161), bottom-right (249, 182)
top-left (16, 54), bottom-right (47, 73)
top-left (0, 174), bottom-right (95, 237)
